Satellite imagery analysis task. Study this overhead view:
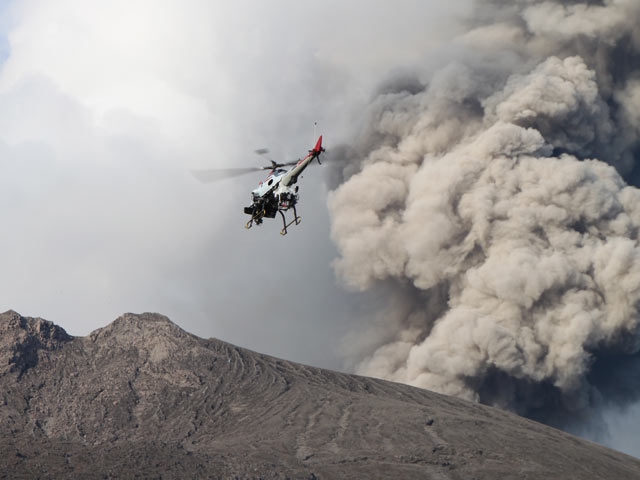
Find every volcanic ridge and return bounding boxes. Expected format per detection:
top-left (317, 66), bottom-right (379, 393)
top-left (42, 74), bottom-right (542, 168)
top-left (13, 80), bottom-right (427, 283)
top-left (1, 310), bottom-right (639, 479)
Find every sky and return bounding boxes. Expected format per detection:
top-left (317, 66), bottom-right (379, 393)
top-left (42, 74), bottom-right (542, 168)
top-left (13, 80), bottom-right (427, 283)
top-left (0, 0), bottom-right (470, 366)
top-left (1, 0), bottom-right (640, 459)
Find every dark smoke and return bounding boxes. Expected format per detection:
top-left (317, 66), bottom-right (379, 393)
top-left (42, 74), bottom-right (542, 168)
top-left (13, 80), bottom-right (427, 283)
top-left (328, 0), bottom-right (640, 436)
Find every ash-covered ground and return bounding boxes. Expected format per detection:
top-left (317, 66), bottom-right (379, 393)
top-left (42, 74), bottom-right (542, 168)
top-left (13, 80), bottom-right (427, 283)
top-left (1, 310), bottom-right (639, 479)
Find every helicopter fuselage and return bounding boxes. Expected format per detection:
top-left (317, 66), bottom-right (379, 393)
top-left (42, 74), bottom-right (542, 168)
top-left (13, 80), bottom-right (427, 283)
top-left (244, 136), bottom-right (324, 235)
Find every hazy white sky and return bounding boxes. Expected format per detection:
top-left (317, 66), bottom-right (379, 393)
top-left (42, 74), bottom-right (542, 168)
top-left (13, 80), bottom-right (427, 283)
top-left (0, 0), bottom-right (469, 363)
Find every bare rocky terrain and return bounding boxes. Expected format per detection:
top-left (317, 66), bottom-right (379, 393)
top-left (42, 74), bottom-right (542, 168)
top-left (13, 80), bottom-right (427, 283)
top-left (1, 310), bottom-right (640, 479)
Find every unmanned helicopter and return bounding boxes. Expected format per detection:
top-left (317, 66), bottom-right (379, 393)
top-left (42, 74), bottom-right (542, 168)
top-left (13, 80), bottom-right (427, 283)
top-left (192, 135), bottom-right (325, 235)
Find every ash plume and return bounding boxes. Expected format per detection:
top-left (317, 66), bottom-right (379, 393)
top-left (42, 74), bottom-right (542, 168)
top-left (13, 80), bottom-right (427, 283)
top-left (329, 0), bottom-right (640, 434)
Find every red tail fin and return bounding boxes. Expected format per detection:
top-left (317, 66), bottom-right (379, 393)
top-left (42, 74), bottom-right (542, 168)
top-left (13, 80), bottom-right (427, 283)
top-left (312, 135), bottom-right (323, 154)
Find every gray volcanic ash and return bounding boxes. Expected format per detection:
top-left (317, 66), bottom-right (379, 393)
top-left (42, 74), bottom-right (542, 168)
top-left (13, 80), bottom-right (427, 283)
top-left (328, 0), bottom-right (640, 434)
top-left (3, 310), bottom-right (640, 478)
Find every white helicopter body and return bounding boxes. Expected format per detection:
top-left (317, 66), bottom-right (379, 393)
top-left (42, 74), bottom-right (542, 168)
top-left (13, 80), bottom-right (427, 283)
top-left (192, 135), bottom-right (325, 235)
top-left (245, 136), bottom-right (324, 234)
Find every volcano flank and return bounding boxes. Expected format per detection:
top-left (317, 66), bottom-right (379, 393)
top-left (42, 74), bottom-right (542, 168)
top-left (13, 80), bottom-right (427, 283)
top-left (1, 310), bottom-right (639, 479)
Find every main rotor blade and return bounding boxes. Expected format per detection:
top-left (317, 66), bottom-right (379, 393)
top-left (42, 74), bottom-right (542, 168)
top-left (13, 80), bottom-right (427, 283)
top-left (280, 160), bottom-right (300, 167)
top-left (191, 145), bottom-right (330, 184)
top-left (191, 167), bottom-right (266, 183)
top-left (255, 146), bottom-right (301, 168)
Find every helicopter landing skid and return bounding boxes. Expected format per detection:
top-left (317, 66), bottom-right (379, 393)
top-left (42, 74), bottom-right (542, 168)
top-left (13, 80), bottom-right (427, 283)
top-left (245, 209), bottom-right (265, 230)
top-left (279, 207), bottom-right (301, 236)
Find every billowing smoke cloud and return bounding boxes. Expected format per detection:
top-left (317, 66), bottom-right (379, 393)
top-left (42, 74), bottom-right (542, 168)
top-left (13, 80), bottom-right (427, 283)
top-left (329, 0), bottom-right (640, 434)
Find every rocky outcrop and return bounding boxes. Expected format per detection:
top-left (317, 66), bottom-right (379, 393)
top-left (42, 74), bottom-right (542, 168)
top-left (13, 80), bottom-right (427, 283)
top-left (0, 310), bottom-right (72, 377)
top-left (1, 310), bottom-right (639, 479)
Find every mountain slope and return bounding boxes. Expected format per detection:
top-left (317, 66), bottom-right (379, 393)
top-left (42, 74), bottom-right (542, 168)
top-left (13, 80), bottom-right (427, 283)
top-left (1, 310), bottom-right (639, 479)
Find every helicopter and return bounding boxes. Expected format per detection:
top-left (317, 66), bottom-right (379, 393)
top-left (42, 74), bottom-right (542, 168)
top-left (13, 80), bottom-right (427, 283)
top-left (192, 135), bottom-right (325, 235)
